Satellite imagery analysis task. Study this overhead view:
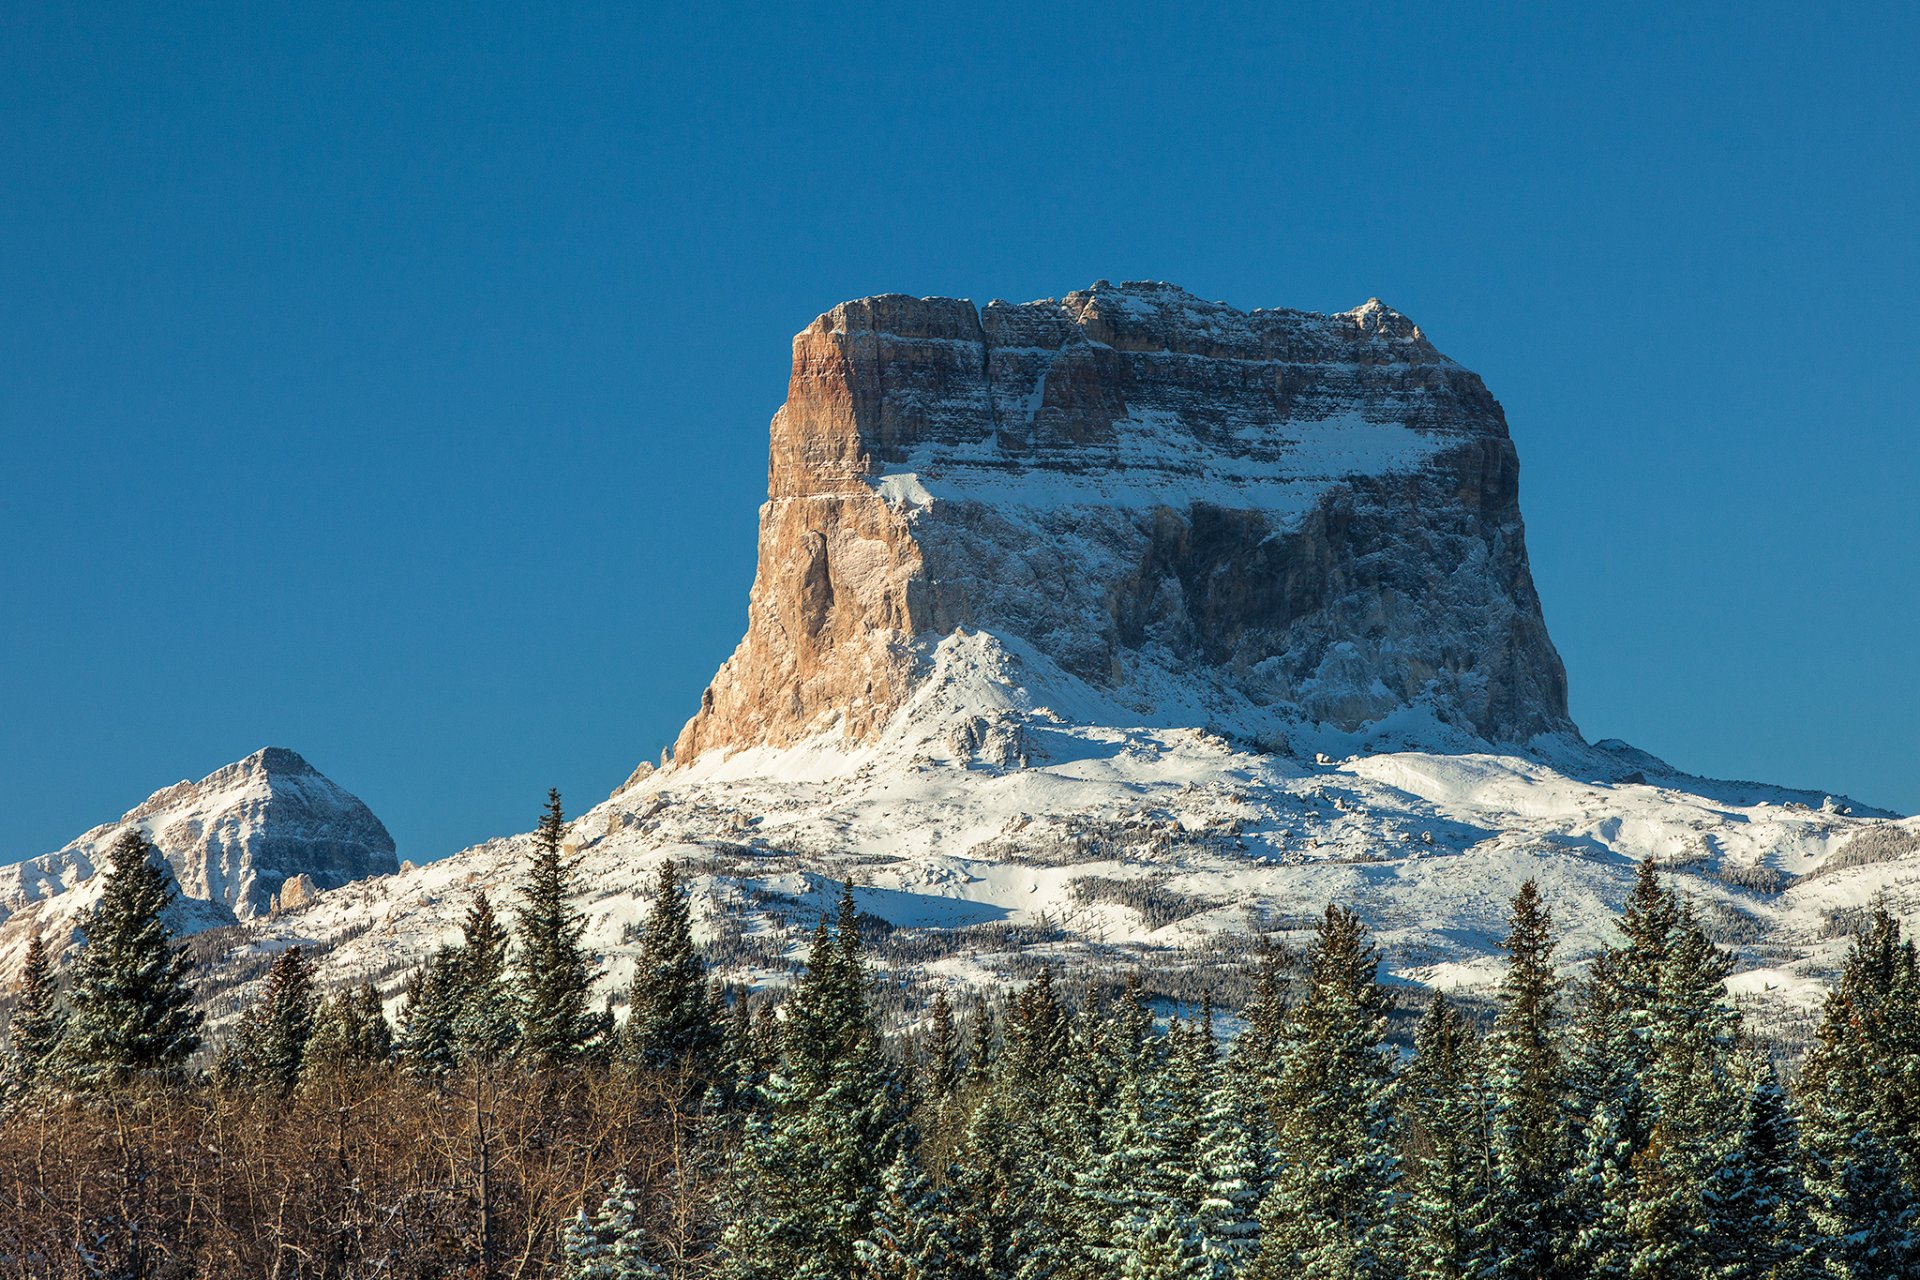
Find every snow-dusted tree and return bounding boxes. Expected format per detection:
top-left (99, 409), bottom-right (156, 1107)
top-left (1798, 905), bottom-right (1920, 1278)
top-left (8, 930), bottom-right (65, 1085)
top-left (395, 950), bottom-right (463, 1078)
top-left (1190, 1026), bottom-right (1264, 1277)
top-left (562, 1175), bottom-right (664, 1279)
top-left (721, 886), bottom-right (907, 1280)
top-left (622, 861), bottom-right (720, 1078)
top-left (1701, 1054), bottom-right (1811, 1280)
top-left (515, 789), bottom-right (596, 1067)
top-left (451, 892), bottom-right (518, 1063)
top-left (56, 829), bottom-right (202, 1087)
top-left (1484, 879), bottom-right (1567, 1280)
top-left (217, 945), bottom-right (318, 1093)
top-left (1401, 993), bottom-right (1493, 1280)
top-left (1123, 1204), bottom-right (1212, 1280)
top-left (1248, 905), bottom-right (1401, 1280)
top-left (301, 981), bottom-right (391, 1085)
top-left (854, 1149), bottom-right (974, 1280)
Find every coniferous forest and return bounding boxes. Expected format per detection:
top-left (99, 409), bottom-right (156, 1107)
top-left (3, 796), bottom-right (1918, 1279)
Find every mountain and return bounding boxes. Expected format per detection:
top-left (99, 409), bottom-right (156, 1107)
top-left (229, 285), bottom-right (1907, 1040)
top-left (0, 747), bottom-right (396, 975)
top-left (665, 281), bottom-right (1571, 777)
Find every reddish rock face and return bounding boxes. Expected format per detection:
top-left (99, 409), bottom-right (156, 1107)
top-left (655, 281), bottom-right (1572, 776)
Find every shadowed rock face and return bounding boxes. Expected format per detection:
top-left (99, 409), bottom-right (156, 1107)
top-left (664, 280), bottom-right (1573, 771)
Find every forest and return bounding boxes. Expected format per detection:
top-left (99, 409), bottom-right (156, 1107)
top-left (1, 790), bottom-right (1916, 1279)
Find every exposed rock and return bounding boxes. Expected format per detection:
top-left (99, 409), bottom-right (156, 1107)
top-left (657, 281), bottom-right (1572, 776)
top-left (271, 872), bottom-right (320, 913)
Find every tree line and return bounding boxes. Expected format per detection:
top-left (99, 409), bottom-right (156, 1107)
top-left (2, 789), bottom-right (1917, 1279)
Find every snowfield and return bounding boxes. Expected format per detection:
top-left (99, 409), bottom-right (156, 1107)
top-left (241, 630), bottom-right (1914, 1041)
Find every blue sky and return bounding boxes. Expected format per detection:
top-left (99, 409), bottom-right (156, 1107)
top-left (3, 3), bottom-right (1914, 860)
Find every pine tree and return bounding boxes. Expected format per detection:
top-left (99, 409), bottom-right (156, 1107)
top-left (395, 950), bottom-right (463, 1078)
top-left (1191, 1022), bottom-right (1264, 1278)
top-left (1123, 1204), bottom-right (1212, 1280)
top-left (217, 945), bottom-right (318, 1093)
top-left (1701, 1054), bottom-right (1810, 1280)
top-left (562, 1175), bottom-right (665, 1279)
top-left (1485, 879), bottom-right (1567, 1280)
top-left (1249, 905), bottom-right (1401, 1280)
top-left (302, 982), bottom-right (392, 1086)
top-left (722, 886), bottom-right (907, 1280)
top-left (1402, 993), bottom-right (1493, 1280)
top-left (56, 829), bottom-right (202, 1087)
top-left (8, 931), bottom-right (65, 1085)
top-left (854, 1149), bottom-right (974, 1280)
top-left (515, 789), bottom-right (596, 1067)
top-left (1798, 906), bottom-right (1920, 1278)
top-left (623, 861), bottom-right (720, 1077)
top-left (452, 893), bottom-right (517, 1064)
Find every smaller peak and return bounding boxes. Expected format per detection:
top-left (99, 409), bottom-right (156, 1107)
top-left (1341, 298), bottom-right (1423, 341)
top-left (241, 747), bottom-right (318, 776)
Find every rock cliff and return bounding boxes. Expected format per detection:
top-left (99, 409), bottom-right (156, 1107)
top-left (662, 281), bottom-right (1572, 775)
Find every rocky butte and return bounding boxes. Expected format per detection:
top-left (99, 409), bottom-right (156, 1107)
top-left (238, 283), bottom-right (1908, 1039)
top-left (665, 280), bottom-right (1573, 778)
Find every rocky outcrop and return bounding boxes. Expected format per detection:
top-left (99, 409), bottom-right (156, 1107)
top-left (662, 281), bottom-right (1573, 772)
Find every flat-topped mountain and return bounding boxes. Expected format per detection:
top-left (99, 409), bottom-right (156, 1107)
top-left (665, 281), bottom-right (1572, 780)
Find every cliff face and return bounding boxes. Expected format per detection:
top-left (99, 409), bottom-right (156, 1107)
top-left (668, 281), bottom-right (1572, 769)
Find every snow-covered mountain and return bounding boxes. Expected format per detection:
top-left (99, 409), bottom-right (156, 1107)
top-left (0, 747), bottom-right (396, 974)
top-left (224, 283), bottom-right (1913, 1039)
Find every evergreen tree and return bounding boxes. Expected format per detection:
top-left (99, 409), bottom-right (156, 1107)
top-left (515, 789), bottom-right (596, 1066)
top-left (562, 1175), bottom-right (665, 1279)
top-left (1701, 1054), bottom-right (1811, 1280)
top-left (395, 951), bottom-right (462, 1078)
top-left (1123, 1204), bottom-right (1212, 1280)
top-left (452, 893), bottom-right (518, 1063)
top-left (1798, 906), bottom-right (1920, 1278)
top-left (623, 861), bottom-right (720, 1077)
top-left (854, 1149), bottom-right (975, 1280)
top-left (8, 931), bottom-right (65, 1085)
top-left (1191, 1021), bottom-right (1265, 1277)
top-left (1485, 879), bottom-right (1567, 1280)
top-left (301, 982), bottom-right (391, 1086)
top-left (1249, 905), bottom-right (1401, 1280)
top-left (217, 945), bottom-right (318, 1093)
top-left (56, 829), bottom-right (202, 1087)
top-left (1401, 993), bottom-right (1494, 1280)
top-left (722, 885), bottom-right (906, 1280)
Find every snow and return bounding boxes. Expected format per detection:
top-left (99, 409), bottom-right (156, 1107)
top-left (239, 629), bottom-right (1911, 1039)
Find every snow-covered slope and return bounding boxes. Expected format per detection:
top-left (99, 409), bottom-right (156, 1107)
top-left (247, 632), bottom-right (1907, 1038)
top-left (0, 747), bottom-right (397, 975)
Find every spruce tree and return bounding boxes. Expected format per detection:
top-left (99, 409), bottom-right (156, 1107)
top-left (1485, 879), bottom-right (1567, 1280)
top-left (1248, 905), bottom-right (1401, 1280)
top-left (302, 982), bottom-right (392, 1086)
top-left (1701, 1054), bottom-right (1811, 1280)
top-left (8, 930), bottom-right (65, 1085)
top-left (515, 789), bottom-right (595, 1067)
top-left (722, 886), bottom-right (906, 1280)
top-left (217, 945), bottom-right (318, 1093)
top-left (623, 861), bottom-right (720, 1077)
top-left (56, 829), bottom-right (202, 1087)
top-left (396, 950), bottom-right (463, 1078)
top-left (1798, 906), bottom-right (1920, 1278)
top-left (562, 1175), bottom-right (665, 1279)
top-left (452, 893), bottom-right (518, 1063)
top-left (853, 1149), bottom-right (974, 1280)
top-left (1402, 993), bottom-right (1494, 1280)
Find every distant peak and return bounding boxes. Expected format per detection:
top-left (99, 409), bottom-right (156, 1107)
top-left (1341, 298), bottom-right (1422, 341)
top-left (243, 746), bottom-right (317, 776)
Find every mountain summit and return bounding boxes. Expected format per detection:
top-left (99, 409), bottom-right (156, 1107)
top-left (0, 747), bottom-right (396, 974)
top-left (666, 281), bottom-right (1572, 777)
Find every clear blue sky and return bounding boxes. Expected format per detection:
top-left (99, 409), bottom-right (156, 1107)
top-left (3, 3), bottom-right (1915, 861)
